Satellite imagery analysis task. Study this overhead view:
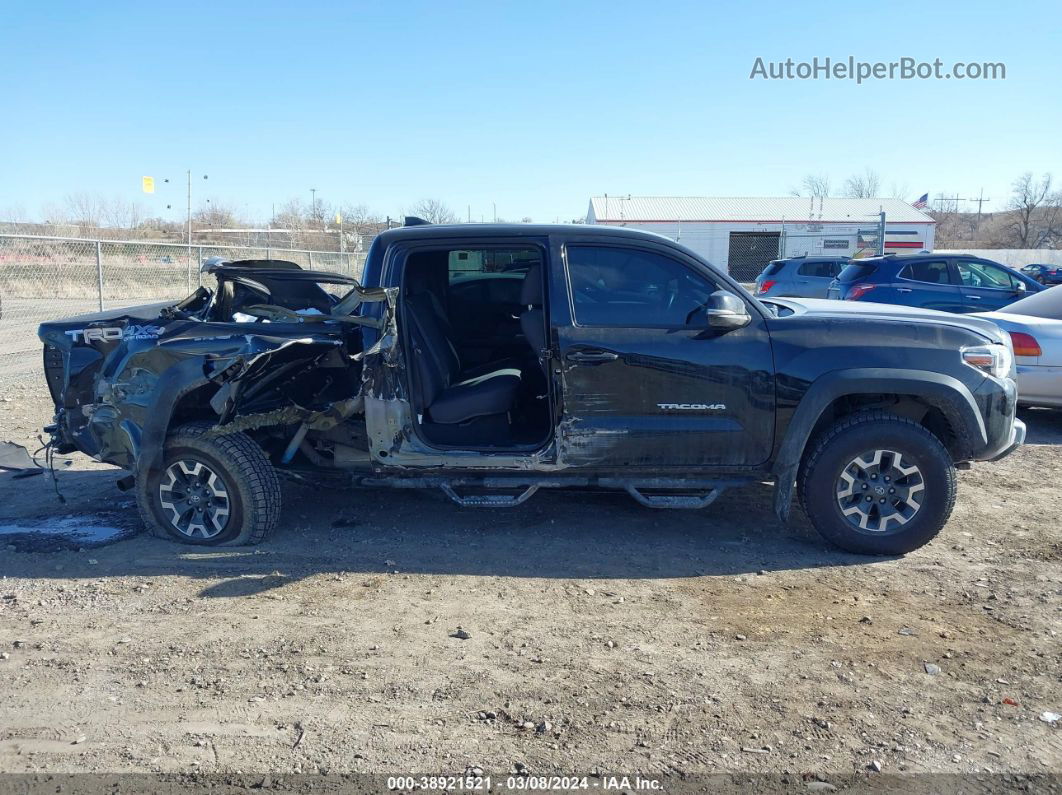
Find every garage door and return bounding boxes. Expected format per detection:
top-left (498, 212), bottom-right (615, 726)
top-left (727, 232), bottom-right (781, 282)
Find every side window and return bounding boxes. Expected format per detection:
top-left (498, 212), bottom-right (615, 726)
top-left (798, 260), bottom-right (839, 278)
top-left (956, 261), bottom-right (1019, 290)
top-left (900, 260), bottom-right (954, 285)
top-left (565, 245), bottom-right (718, 327)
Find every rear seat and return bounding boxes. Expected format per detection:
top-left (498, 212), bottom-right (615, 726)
top-left (406, 292), bottom-right (521, 425)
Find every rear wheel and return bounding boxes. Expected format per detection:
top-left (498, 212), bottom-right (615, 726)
top-left (798, 411), bottom-right (955, 555)
top-left (1038, 275), bottom-right (1047, 285)
top-left (136, 423), bottom-right (281, 546)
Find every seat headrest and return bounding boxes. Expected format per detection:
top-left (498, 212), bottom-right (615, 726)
top-left (520, 264), bottom-right (543, 306)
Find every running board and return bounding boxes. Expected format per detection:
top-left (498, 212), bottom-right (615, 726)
top-left (440, 483), bottom-right (540, 507)
top-left (624, 485), bottom-right (722, 510)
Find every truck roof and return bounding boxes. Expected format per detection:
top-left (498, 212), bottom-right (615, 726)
top-left (373, 222), bottom-right (677, 245)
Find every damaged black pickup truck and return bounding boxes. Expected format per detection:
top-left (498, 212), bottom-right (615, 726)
top-left (38, 222), bottom-right (1025, 554)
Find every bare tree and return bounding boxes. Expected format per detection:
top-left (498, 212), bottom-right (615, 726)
top-left (791, 173), bottom-right (831, 198)
top-left (0, 203), bottom-right (28, 222)
top-left (889, 181), bottom-right (911, 201)
top-left (337, 203), bottom-right (382, 231)
top-left (192, 200), bottom-right (242, 229)
top-left (62, 192), bottom-right (107, 226)
top-left (842, 168), bottom-right (882, 198)
top-left (407, 198), bottom-right (458, 224)
top-left (104, 197), bottom-right (148, 229)
top-left (1006, 172), bottom-right (1062, 247)
top-left (273, 198), bottom-right (308, 231)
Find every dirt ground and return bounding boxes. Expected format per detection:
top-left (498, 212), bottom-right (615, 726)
top-left (0, 377), bottom-right (1059, 786)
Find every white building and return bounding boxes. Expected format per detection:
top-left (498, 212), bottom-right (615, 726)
top-left (586, 196), bottom-right (936, 280)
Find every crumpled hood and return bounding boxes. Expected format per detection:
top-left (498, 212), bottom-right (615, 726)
top-left (766, 297), bottom-right (1008, 345)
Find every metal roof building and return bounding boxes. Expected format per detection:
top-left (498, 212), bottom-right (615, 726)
top-left (586, 196), bottom-right (937, 280)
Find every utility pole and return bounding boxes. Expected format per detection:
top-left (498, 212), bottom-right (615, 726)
top-left (878, 210), bottom-right (887, 256)
top-left (182, 171), bottom-right (207, 290)
top-left (934, 193), bottom-right (966, 214)
top-left (493, 202), bottom-right (497, 223)
top-left (186, 170), bottom-right (192, 249)
top-left (310, 188), bottom-right (317, 223)
top-left (972, 188), bottom-right (991, 227)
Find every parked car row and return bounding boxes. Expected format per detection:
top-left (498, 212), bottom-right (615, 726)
top-left (753, 252), bottom-right (1061, 408)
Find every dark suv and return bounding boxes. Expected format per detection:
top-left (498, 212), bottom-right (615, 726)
top-left (38, 224), bottom-right (1024, 556)
top-left (827, 253), bottom-right (1043, 312)
top-left (754, 255), bottom-right (849, 298)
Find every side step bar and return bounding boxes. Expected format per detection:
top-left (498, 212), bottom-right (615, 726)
top-left (356, 475), bottom-right (744, 510)
top-left (623, 486), bottom-right (721, 510)
top-left (440, 483), bottom-right (540, 508)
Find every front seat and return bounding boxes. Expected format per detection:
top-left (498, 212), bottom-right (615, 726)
top-left (519, 264), bottom-right (547, 372)
top-left (406, 292), bottom-right (521, 425)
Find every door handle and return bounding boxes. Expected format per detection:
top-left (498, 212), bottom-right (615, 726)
top-left (968, 295), bottom-right (981, 300)
top-left (566, 349), bottom-right (619, 363)
top-left (897, 288), bottom-right (912, 293)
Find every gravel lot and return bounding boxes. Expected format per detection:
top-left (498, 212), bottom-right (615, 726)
top-left (0, 378), bottom-right (1059, 785)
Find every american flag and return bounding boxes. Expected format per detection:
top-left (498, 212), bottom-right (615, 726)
top-left (912, 193), bottom-right (929, 209)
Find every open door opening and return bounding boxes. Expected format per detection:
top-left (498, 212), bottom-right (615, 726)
top-left (401, 245), bottom-right (552, 450)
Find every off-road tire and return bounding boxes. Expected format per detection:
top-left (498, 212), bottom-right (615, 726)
top-left (798, 410), bottom-right (956, 555)
top-left (136, 422), bottom-right (281, 546)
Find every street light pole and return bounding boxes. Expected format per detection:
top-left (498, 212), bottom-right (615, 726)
top-left (186, 170), bottom-right (191, 246)
top-left (310, 188), bottom-right (317, 223)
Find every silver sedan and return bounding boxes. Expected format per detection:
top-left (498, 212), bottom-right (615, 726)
top-left (977, 288), bottom-right (1062, 408)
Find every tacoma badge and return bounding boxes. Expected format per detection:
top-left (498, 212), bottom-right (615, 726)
top-left (657, 403), bottom-right (726, 411)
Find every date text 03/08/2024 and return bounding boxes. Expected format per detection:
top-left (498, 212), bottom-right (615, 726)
top-left (385, 775), bottom-right (663, 791)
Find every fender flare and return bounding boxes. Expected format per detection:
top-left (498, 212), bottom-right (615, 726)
top-left (771, 368), bottom-right (985, 522)
top-left (133, 360), bottom-right (213, 482)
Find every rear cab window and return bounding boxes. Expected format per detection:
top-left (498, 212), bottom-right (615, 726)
top-left (761, 261), bottom-right (786, 277)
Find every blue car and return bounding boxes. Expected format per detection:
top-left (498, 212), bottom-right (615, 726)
top-left (826, 253), bottom-right (1043, 313)
top-left (1020, 263), bottom-right (1062, 286)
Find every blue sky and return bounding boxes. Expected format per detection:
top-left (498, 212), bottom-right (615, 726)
top-left (3, 0), bottom-right (1059, 223)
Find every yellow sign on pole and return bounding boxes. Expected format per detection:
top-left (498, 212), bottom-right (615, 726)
top-left (335, 212), bottom-right (342, 225)
top-left (141, 176), bottom-right (155, 194)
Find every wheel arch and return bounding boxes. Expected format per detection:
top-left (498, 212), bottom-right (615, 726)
top-left (771, 369), bottom-right (985, 523)
top-left (133, 361), bottom-right (215, 482)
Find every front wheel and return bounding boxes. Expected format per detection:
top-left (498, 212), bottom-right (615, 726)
top-left (798, 411), bottom-right (956, 555)
top-left (136, 423), bottom-right (281, 546)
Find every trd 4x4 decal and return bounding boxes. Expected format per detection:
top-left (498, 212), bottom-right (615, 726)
top-left (64, 325), bottom-right (163, 343)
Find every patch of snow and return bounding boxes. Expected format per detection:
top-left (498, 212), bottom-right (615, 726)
top-left (0, 516), bottom-right (127, 545)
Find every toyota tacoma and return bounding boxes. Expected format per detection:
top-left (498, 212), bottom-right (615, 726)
top-left (38, 222), bottom-right (1025, 555)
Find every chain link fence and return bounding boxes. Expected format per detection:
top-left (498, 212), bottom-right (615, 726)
top-left (0, 235), bottom-right (366, 388)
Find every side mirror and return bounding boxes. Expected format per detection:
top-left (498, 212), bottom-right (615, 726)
top-left (1015, 282), bottom-right (1027, 292)
top-left (706, 290), bottom-right (751, 330)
